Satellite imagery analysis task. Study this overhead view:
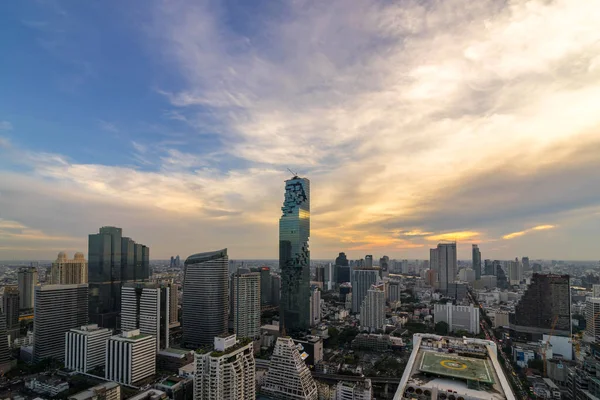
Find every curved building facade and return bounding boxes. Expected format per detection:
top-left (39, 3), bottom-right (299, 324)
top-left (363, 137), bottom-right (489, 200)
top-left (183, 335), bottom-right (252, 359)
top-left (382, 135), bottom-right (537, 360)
top-left (279, 176), bottom-right (311, 334)
top-left (183, 249), bottom-right (229, 348)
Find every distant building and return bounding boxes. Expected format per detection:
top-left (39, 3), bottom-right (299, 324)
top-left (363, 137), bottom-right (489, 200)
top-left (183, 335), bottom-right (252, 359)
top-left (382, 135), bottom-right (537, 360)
top-left (18, 266), bottom-right (38, 310)
top-left (232, 271), bottom-right (261, 339)
top-left (458, 268), bottom-right (476, 283)
top-left (271, 275), bottom-right (281, 306)
top-left (360, 287), bottom-right (385, 333)
top-left (335, 252), bottom-right (349, 267)
top-left (388, 281), bottom-right (401, 303)
top-left (351, 269), bottom-right (380, 313)
top-left (258, 267), bottom-right (272, 305)
top-left (315, 266), bottom-right (325, 284)
top-left (33, 284), bottom-right (88, 362)
top-left (508, 260), bottom-right (522, 285)
top-left (593, 284), bottom-right (600, 298)
top-left (352, 334), bottom-right (403, 352)
top-left (121, 282), bottom-right (170, 351)
top-left (262, 337), bottom-right (318, 400)
top-left (68, 382), bottom-right (121, 400)
top-left (156, 348), bottom-right (194, 373)
top-left (522, 256), bottom-right (530, 272)
top-left (51, 251), bottom-right (88, 284)
top-left (586, 297), bottom-right (600, 343)
top-left (293, 335), bottom-right (323, 367)
top-left (336, 265), bottom-right (351, 284)
top-left (484, 259), bottom-right (494, 276)
top-left (509, 273), bottom-right (571, 340)
top-left (335, 379), bottom-right (372, 400)
top-left (1, 285), bottom-right (20, 340)
top-left (0, 310), bottom-right (11, 372)
top-left (472, 244), bottom-right (482, 281)
top-left (364, 255), bottom-right (373, 268)
top-left (105, 330), bottom-right (156, 386)
top-left (310, 288), bottom-right (321, 327)
top-left (434, 303), bottom-right (480, 334)
top-left (430, 242), bottom-right (457, 293)
top-left (155, 376), bottom-right (193, 400)
top-left (478, 275), bottom-right (497, 289)
top-left (379, 256), bottom-right (390, 278)
top-left (65, 324), bottom-right (112, 372)
top-left (26, 377), bottom-right (69, 396)
top-left (182, 249), bottom-right (229, 348)
top-left (195, 334), bottom-right (255, 400)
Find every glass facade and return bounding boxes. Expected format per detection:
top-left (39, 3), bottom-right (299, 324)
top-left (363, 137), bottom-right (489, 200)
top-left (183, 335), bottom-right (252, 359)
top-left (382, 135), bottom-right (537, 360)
top-left (279, 177), bottom-right (310, 335)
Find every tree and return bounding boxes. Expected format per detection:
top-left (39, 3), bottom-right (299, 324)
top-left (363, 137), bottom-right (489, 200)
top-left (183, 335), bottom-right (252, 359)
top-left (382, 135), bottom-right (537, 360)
top-left (434, 321), bottom-right (449, 335)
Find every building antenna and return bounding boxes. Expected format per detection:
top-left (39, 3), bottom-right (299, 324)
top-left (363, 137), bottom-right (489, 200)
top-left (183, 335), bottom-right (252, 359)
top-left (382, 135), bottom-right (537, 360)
top-left (287, 168), bottom-right (298, 177)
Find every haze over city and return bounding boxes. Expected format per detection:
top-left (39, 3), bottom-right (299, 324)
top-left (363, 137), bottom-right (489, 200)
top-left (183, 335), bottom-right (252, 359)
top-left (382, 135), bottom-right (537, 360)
top-left (1, 0), bottom-right (600, 260)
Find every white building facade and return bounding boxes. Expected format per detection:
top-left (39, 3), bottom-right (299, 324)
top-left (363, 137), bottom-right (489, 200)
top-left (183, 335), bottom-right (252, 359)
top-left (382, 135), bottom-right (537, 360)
top-left (434, 303), bottom-right (480, 334)
top-left (310, 288), bottom-right (321, 327)
top-left (232, 272), bottom-right (261, 339)
top-left (65, 324), bottom-right (112, 372)
top-left (121, 283), bottom-right (169, 351)
top-left (105, 330), bottom-right (156, 386)
top-left (360, 287), bottom-right (385, 333)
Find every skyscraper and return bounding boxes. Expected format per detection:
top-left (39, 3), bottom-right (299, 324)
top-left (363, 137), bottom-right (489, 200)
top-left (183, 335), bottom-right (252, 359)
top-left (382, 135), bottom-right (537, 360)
top-left (271, 274), bottom-right (281, 306)
top-left (33, 284), bottom-right (88, 362)
top-left (51, 251), bottom-right (88, 284)
top-left (182, 249), bottom-right (229, 348)
top-left (18, 266), bottom-right (38, 310)
top-left (262, 337), bottom-right (318, 400)
top-left (195, 334), bottom-right (255, 400)
top-left (0, 310), bottom-right (10, 373)
top-left (430, 242), bottom-right (457, 293)
top-left (121, 283), bottom-right (170, 351)
top-left (252, 267), bottom-right (272, 306)
top-left (1, 286), bottom-right (20, 340)
top-left (522, 256), bottom-right (530, 272)
top-left (585, 297), bottom-right (600, 343)
top-left (509, 274), bottom-right (571, 340)
top-left (379, 256), bottom-right (390, 278)
top-left (88, 226), bottom-right (149, 329)
top-left (508, 260), bottom-right (522, 285)
top-left (484, 259), bottom-right (494, 276)
top-left (360, 286), bottom-right (385, 332)
top-left (351, 269), bottom-right (380, 313)
top-left (105, 330), bottom-right (156, 386)
top-left (65, 324), bottom-right (112, 373)
top-left (364, 255), bottom-right (373, 268)
top-left (472, 244), bottom-right (481, 281)
top-left (232, 271), bottom-right (261, 339)
top-left (279, 176), bottom-right (310, 335)
top-left (310, 287), bottom-right (321, 327)
top-left (314, 266), bottom-right (325, 284)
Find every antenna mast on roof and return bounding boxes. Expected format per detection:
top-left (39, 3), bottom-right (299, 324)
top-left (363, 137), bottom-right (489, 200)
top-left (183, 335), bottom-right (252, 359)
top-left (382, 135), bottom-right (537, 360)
top-left (287, 168), bottom-right (299, 178)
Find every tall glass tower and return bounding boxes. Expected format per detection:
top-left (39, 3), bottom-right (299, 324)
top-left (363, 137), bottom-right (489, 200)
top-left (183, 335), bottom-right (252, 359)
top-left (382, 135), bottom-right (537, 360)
top-left (279, 176), bottom-right (310, 335)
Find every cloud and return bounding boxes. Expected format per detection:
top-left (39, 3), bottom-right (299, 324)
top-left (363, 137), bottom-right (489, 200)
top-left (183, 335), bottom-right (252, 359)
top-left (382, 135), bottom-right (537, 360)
top-left (99, 120), bottom-right (118, 133)
top-left (426, 231), bottom-right (481, 242)
top-left (0, 121), bottom-right (12, 131)
top-left (503, 225), bottom-right (556, 240)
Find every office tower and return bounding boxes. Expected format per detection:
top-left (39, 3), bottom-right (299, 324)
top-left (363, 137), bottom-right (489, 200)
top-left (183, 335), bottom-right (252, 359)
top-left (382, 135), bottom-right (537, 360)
top-left (69, 382), bottom-right (121, 400)
top-left (351, 269), bottom-right (379, 313)
top-left (105, 330), bottom-right (156, 386)
top-left (335, 252), bottom-right (349, 267)
top-left (0, 310), bottom-right (10, 372)
top-left (379, 256), bottom-right (390, 278)
top-left (182, 249), bottom-right (228, 348)
top-left (232, 271), bottom-right (261, 339)
top-left (339, 283), bottom-right (352, 305)
top-left (360, 287), bottom-right (385, 333)
top-left (458, 268), bottom-right (476, 283)
top-left (175, 255), bottom-right (180, 267)
top-left (336, 265), bottom-right (351, 284)
top-left (364, 255), bottom-right (373, 268)
top-left (434, 303), bottom-right (480, 334)
top-left (262, 337), bottom-right (318, 400)
top-left (170, 256), bottom-right (175, 268)
top-left (585, 298), bottom-right (600, 343)
top-left (315, 266), bottom-right (325, 284)
top-left (51, 252), bottom-right (88, 284)
top-left (258, 267), bottom-right (272, 305)
top-left (195, 334), bottom-right (255, 400)
top-left (509, 274), bottom-right (571, 340)
top-left (65, 324), bottom-right (112, 372)
top-left (472, 244), bottom-right (481, 280)
top-left (495, 263), bottom-right (509, 290)
top-left (310, 287), bottom-right (321, 327)
top-left (88, 226), bottom-right (149, 329)
top-left (1, 286), bottom-right (20, 340)
top-left (18, 266), bottom-right (38, 310)
top-left (279, 176), bottom-right (311, 334)
top-left (508, 260), bottom-right (522, 285)
top-left (388, 281), bottom-right (401, 303)
top-left (522, 256), bottom-right (530, 272)
top-left (121, 283), bottom-right (170, 351)
top-left (480, 275), bottom-right (497, 289)
top-left (168, 282), bottom-right (179, 328)
top-left (395, 334), bottom-right (517, 400)
top-left (271, 274), bottom-right (281, 306)
top-left (33, 284), bottom-right (88, 362)
top-left (335, 380), bottom-right (372, 400)
top-left (401, 259), bottom-right (410, 274)
top-left (484, 259), bottom-right (494, 276)
top-left (430, 242), bottom-right (457, 293)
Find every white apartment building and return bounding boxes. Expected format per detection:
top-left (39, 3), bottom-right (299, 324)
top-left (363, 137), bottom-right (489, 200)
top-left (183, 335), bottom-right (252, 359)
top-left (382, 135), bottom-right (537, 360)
top-left (195, 334), bottom-right (255, 400)
top-left (360, 287), bottom-right (385, 333)
top-left (335, 379), bottom-right (372, 400)
top-left (262, 337), bottom-right (318, 400)
top-left (434, 303), bottom-right (480, 334)
top-left (310, 288), bottom-right (321, 327)
top-left (585, 297), bottom-right (600, 343)
top-left (105, 330), bottom-right (156, 386)
top-left (65, 324), bottom-right (112, 372)
top-left (121, 283), bottom-right (169, 351)
top-left (232, 272), bottom-right (261, 339)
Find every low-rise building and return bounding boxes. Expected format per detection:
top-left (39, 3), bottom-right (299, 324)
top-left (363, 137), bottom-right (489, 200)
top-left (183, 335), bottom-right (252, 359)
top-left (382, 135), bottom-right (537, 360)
top-left (335, 379), bottom-right (372, 400)
top-left (128, 389), bottom-right (168, 400)
top-left (26, 377), bottom-right (70, 396)
top-left (156, 348), bottom-right (194, 373)
top-left (155, 376), bottom-right (193, 400)
top-left (433, 303), bottom-right (480, 334)
top-left (68, 382), bottom-right (121, 400)
top-left (352, 333), bottom-right (393, 352)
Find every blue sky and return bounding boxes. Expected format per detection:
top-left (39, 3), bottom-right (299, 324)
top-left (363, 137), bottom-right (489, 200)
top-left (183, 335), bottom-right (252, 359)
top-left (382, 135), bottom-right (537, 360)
top-left (1, 0), bottom-right (600, 260)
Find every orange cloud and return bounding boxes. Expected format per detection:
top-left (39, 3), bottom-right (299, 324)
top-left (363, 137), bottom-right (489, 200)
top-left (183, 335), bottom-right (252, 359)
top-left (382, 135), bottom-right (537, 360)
top-left (425, 231), bottom-right (480, 242)
top-left (503, 224), bottom-right (556, 240)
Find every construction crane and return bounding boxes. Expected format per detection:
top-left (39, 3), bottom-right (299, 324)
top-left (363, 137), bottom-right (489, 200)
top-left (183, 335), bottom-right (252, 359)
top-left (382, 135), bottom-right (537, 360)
top-left (543, 316), bottom-right (559, 377)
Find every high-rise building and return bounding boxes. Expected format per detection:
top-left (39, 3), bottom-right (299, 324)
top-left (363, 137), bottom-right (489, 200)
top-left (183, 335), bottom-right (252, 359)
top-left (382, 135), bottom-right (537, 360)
top-left (121, 283), bottom-right (170, 351)
top-left (335, 253), bottom-right (349, 267)
top-left (65, 324), bottom-right (112, 373)
top-left (195, 334), bottom-right (255, 400)
top-left (88, 226), bottom-right (149, 329)
top-left (360, 287), bottom-right (385, 333)
top-left (509, 274), bottom-right (571, 340)
top-left (232, 271), bottom-right (261, 339)
top-left (279, 176), bottom-right (311, 335)
top-left (594, 285), bottom-right (600, 298)
top-left (310, 287), bottom-right (321, 327)
top-left (430, 242), bottom-right (457, 293)
top-left (363, 255), bottom-right (373, 268)
top-left (168, 281), bottom-right (179, 328)
top-left (522, 256), bottom-right (530, 272)
top-left (336, 265), bottom-right (351, 284)
top-left (18, 266), bottom-right (38, 310)
top-left (315, 266), bottom-right (325, 284)
top-left (434, 303), bottom-right (480, 334)
top-left (0, 310), bottom-right (10, 372)
top-left (105, 329), bottom-right (156, 386)
top-left (388, 281), bottom-right (401, 303)
top-left (335, 379), bottom-right (372, 400)
top-left (33, 284), bottom-right (88, 362)
top-left (472, 244), bottom-right (481, 281)
top-left (379, 256), bottom-right (390, 278)
top-left (484, 259), bottom-right (494, 276)
top-left (258, 267), bottom-right (272, 306)
top-left (271, 274), bottom-right (281, 306)
top-left (262, 337), bottom-right (318, 400)
top-left (508, 260), bottom-right (522, 285)
top-left (182, 249), bottom-right (228, 348)
top-left (351, 269), bottom-right (379, 313)
top-left (1, 286), bottom-right (20, 340)
top-left (585, 298), bottom-right (600, 343)
top-left (51, 252), bottom-right (88, 284)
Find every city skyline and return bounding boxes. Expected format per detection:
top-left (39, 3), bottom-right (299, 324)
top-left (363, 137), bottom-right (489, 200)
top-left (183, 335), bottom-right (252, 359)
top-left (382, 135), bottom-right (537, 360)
top-left (1, 1), bottom-right (600, 261)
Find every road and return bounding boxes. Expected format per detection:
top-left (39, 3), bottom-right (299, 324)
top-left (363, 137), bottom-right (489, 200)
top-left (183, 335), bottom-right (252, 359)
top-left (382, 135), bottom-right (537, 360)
top-left (311, 372), bottom-right (401, 384)
top-left (468, 290), bottom-right (531, 399)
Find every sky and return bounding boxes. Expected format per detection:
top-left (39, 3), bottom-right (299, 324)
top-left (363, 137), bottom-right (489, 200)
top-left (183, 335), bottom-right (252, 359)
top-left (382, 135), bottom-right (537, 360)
top-left (1, 0), bottom-right (600, 261)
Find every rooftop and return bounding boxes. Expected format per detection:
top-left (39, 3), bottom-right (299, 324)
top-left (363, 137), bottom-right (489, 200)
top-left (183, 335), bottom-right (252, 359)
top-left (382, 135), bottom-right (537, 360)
top-left (185, 249), bottom-right (227, 264)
